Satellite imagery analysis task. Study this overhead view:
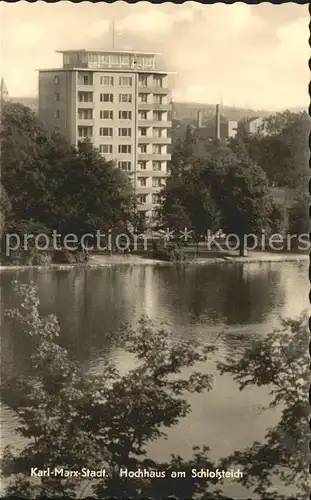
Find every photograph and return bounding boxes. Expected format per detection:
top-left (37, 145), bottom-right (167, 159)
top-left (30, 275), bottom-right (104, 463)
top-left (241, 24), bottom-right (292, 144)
top-left (0, 2), bottom-right (309, 499)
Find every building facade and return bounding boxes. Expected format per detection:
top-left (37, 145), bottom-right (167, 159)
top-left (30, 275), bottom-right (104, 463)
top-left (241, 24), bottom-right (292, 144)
top-left (38, 49), bottom-right (172, 218)
top-left (246, 116), bottom-right (264, 135)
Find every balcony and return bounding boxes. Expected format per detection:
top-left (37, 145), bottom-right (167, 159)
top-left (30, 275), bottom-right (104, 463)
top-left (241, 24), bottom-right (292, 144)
top-left (138, 85), bottom-right (170, 95)
top-left (138, 153), bottom-right (171, 161)
top-left (150, 136), bottom-right (171, 144)
top-left (152, 121), bottom-right (172, 128)
top-left (152, 154), bottom-right (171, 161)
top-left (77, 84), bottom-right (94, 92)
top-left (152, 103), bottom-right (171, 112)
top-left (77, 101), bottom-right (94, 108)
top-left (78, 136), bottom-right (93, 142)
top-left (136, 186), bottom-right (151, 195)
top-left (137, 103), bottom-right (154, 111)
top-left (118, 135), bottom-right (134, 141)
top-left (138, 120), bottom-right (154, 127)
top-left (135, 170), bottom-right (169, 177)
top-left (138, 136), bottom-right (171, 145)
top-left (138, 136), bottom-right (153, 144)
top-left (137, 203), bottom-right (154, 211)
top-left (77, 119), bottom-right (94, 127)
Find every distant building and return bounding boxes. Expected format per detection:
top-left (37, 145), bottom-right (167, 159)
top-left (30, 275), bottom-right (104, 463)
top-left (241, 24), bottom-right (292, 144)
top-left (196, 110), bottom-right (203, 128)
top-left (245, 116), bottom-right (265, 135)
top-left (219, 120), bottom-right (238, 139)
top-left (38, 49), bottom-right (173, 218)
top-left (193, 106), bottom-right (238, 142)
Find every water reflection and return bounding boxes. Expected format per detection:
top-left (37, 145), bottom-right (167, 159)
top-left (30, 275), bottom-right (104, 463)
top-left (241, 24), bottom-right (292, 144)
top-left (0, 263), bottom-right (305, 373)
top-left (0, 262), bottom-right (308, 499)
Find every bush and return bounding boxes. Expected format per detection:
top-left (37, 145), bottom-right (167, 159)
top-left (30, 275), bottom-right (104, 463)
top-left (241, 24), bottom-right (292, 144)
top-left (153, 246), bottom-right (186, 262)
top-left (2, 282), bottom-right (217, 499)
top-left (217, 313), bottom-right (308, 499)
top-left (30, 251), bottom-right (52, 266)
top-left (52, 248), bottom-right (88, 264)
top-left (152, 241), bottom-right (187, 262)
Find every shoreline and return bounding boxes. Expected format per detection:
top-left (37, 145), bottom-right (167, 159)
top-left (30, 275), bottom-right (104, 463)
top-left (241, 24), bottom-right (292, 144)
top-left (0, 252), bottom-right (308, 271)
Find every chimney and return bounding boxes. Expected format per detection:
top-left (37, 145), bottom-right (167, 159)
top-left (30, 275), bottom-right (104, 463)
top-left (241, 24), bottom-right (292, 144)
top-left (215, 104), bottom-right (220, 140)
top-left (197, 109), bottom-right (203, 128)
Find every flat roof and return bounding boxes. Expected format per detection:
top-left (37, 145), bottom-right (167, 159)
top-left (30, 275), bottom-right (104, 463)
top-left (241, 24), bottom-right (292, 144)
top-left (56, 49), bottom-right (161, 56)
top-left (38, 67), bottom-right (176, 75)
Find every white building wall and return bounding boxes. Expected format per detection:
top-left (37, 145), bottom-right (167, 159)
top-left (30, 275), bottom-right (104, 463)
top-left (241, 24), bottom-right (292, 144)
top-left (39, 54), bottom-right (172, 217)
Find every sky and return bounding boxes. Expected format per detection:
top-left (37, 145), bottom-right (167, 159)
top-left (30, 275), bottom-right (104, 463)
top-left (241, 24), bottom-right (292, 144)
top-left (0, 1), bottom-right (309, 110)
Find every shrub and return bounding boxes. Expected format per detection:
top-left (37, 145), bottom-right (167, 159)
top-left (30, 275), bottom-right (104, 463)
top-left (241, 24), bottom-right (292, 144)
top-left (2, 282), bottom-right (217, 499)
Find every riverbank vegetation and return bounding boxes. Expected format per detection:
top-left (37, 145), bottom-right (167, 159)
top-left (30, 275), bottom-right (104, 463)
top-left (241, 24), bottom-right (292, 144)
top-left (0, 102), bottom-right (309, 264)
top-left (1, 282), bottom-right (307, 499)
top-left (0, 102), bottom-right (135, 265)
top-left (160, 111), bottom-right (309, 256)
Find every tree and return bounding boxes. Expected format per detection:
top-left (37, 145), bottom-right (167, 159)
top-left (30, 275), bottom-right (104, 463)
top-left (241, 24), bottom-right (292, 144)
top-left (162, 139), bottom-right (277, 257)
top-left (49, 143), bottom-right (134, 237)
top-left (2, 283), bottom-right (307, 499)
top-left (1, 101), bottom-right (62, 225)
top-left (220, 162), bottom-right (275, 256)
top-left (1, 102), bottom-right (135, 240)
top-left (0, 183), bottom-right (12, 237)
top-left (288, 192), bottom-right (310, 236)
top-left (217, 313), bottom-right (308, 499)
top-left (262, 110), bottom-right (301, 136)
top-left (170, 125), bottom-right (197, 176)
top-left (201, 150), bottom-right (276, 256)
top-left (2, 282), bottom-right (224, 499)
top-left (234, 111), bottom-right (310, 189)
top-left (160, 165), bottom-right (220, 254)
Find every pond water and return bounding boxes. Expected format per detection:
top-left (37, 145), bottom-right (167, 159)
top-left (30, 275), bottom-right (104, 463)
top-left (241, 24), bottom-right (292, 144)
top-left (0, 262), bottom-right (308, 498)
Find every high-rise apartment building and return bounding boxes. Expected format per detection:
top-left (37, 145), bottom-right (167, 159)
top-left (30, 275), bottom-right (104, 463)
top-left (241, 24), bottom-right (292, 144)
top-left (38, 49), bottom-right (173, 218)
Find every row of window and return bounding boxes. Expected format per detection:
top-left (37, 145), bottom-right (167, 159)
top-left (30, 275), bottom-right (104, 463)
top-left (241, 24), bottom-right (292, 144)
top-left (77, 127), bottom-right (165, 140)
top-left (138, 161), bottom-right (163, 171)
top-left (137, 177), bottom-right (165, 188)
top-left (78, 126), bottom-right (169, 146)
top-left (98, 143), bottom-right (165, 154)
top-left (100, 93), bottom-right (132, 103)
top-left (77, 109), bottom-right (133, 120)
top-left (77, 92), bottom-right (166, 105)
top-left (99, 127), bottom-right (132, 137)
top-left (78, 110), bottom-right (165, 122)
top-left (65, 53), bottom-right (155, 71)
top-left (100, 93), bottom-right (165, 104)
top-left (138, 75), bottom-right (163, 87)
top-left (139, 145), bottom-right (165, 154)
top-left (97, 155), bottom-right (164, 172)
top-left (87, 54), bottom-right (133, 65)
top-left (53, 74), bottom-right (164, 87)
top-left (138, 127), bottom-right (165, 137)
top-left (100, 110), bottom-right (132, 120)
top-left (100, 76), bottom-right (132, 87)
top-left (99, 144), bottom-right (133, 154)
top-left (100, 75), bottom-right (163, 87)
top-left (137, 194), bottom-right (162, 205)
top-left (139, 161), bottom-right (166, 171)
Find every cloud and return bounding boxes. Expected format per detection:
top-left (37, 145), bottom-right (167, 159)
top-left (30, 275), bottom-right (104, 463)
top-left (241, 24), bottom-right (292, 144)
top-left (0, 2), bottom-right (308, 109)
top-left (90, 20), bottom-right (110, 39)
top-left (116, 8), bottom-right (195, 35)
top-left (276, 17), bottom-right (308, 57)
top-left (7, 22), bottom-right (45, 48)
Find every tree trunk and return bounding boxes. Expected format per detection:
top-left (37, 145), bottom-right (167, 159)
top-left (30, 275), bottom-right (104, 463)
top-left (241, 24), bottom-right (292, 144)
top-left (239, 235), bottom-right (247, 257)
